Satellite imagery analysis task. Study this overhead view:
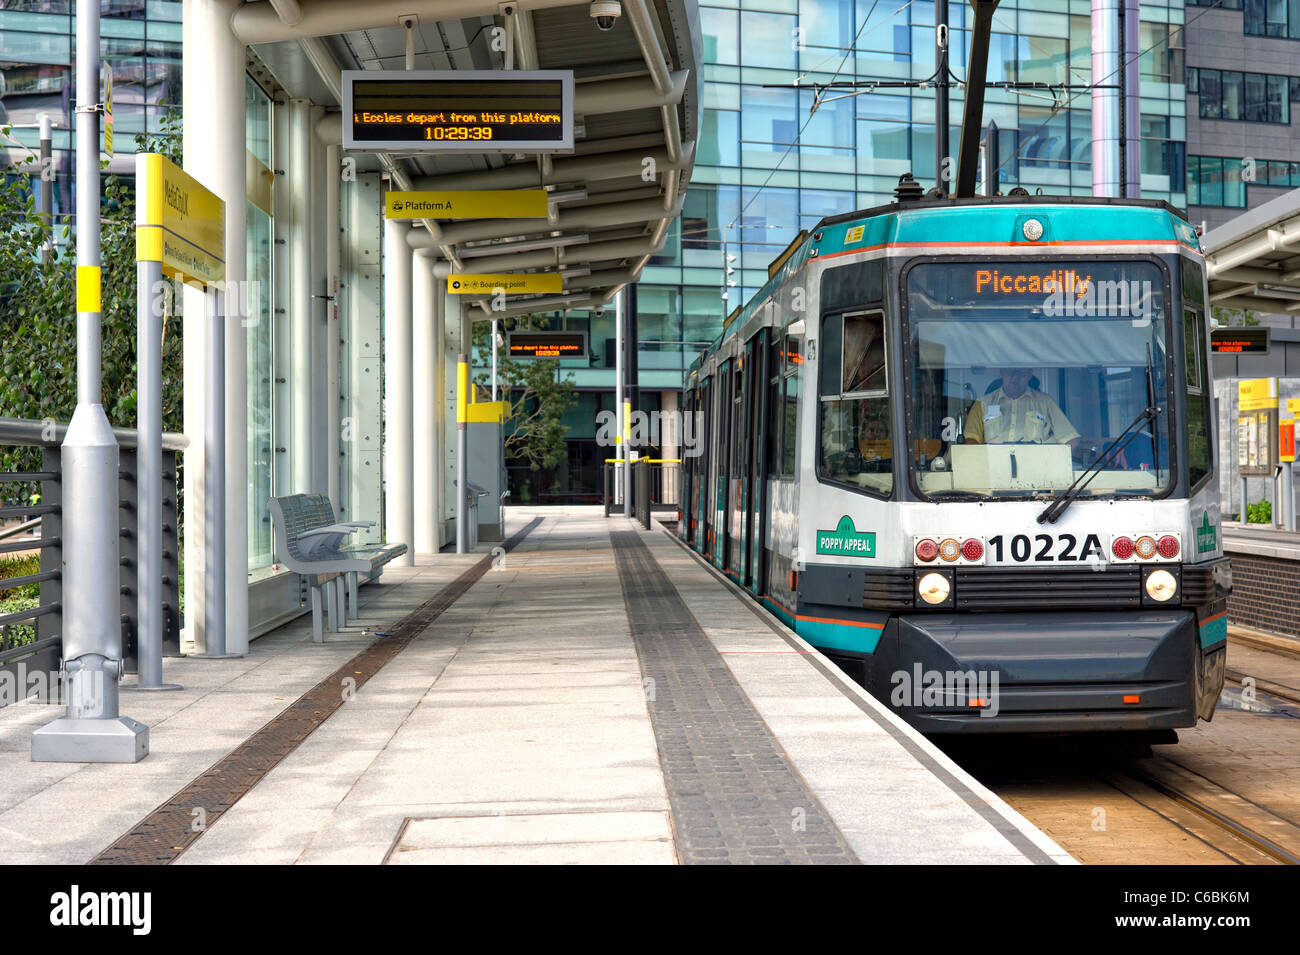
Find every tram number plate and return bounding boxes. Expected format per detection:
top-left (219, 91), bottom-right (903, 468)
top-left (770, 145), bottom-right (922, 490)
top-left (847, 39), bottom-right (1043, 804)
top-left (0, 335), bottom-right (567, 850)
top-left (986, 533), bottom-right (1104, 564)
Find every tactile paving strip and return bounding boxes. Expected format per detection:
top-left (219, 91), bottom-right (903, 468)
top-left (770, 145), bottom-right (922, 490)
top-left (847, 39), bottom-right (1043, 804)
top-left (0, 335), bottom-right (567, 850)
top-left (90, 517), bottom-right (543, 865)
top-left (611, 529), bottom-right (859, 865)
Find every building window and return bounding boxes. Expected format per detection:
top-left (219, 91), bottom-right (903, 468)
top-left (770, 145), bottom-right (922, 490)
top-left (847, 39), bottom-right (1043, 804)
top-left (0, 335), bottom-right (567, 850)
top-left (1186, 155), bottom-right (1286, 207)
top-left (1196, 68), bottom-right (1289, 123)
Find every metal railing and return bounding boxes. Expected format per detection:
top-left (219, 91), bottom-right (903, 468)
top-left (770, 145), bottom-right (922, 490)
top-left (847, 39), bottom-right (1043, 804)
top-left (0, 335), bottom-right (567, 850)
top-left (0, 417), bottom-right (185, 705)
top-left (604, 457), bottom-right (681, 528)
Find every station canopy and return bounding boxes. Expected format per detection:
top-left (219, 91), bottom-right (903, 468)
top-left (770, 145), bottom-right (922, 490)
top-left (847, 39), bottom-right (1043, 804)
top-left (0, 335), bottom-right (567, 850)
top-left (1202, 186), bottom-right (1300, 317)
top-left (235, 0), bottom-right (699, 318)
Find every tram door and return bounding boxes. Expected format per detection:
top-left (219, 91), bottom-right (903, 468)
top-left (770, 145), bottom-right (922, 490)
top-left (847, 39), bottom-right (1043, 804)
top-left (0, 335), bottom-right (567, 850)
top-left (726, 356), bottom-right (745, 581)
top-left (713, 360), bottom-right (733, 568)
top-left (701, 374), bottom-right (715, 558)
top-left (745, 331), bottom-right (771, 594)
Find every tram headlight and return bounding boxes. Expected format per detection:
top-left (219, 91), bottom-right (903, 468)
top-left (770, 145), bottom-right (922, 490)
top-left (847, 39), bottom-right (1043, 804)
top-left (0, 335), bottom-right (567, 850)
top-left (1144, 569), bottom-right (1178, 602)
top-left (918, 572), bottom-right (952, 605)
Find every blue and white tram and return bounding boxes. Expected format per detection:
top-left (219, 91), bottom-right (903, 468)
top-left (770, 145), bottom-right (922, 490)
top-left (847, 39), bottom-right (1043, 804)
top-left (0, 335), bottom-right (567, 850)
top-left (679, 194), bottom-right (1230, 735)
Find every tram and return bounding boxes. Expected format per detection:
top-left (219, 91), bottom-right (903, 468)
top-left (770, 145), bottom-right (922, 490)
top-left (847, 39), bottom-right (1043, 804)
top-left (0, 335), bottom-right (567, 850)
top-left (678, 191), bottom-right (1231, 735)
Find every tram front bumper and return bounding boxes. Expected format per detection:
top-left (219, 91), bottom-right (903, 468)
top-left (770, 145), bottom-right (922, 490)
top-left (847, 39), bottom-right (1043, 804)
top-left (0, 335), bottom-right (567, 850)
top-left (883, 610), bottom-right (1202, 734)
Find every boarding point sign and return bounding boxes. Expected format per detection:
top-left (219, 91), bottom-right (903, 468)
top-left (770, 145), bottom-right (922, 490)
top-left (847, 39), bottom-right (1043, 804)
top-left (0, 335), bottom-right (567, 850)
top-left (135, 153), bottom-right (225, 285)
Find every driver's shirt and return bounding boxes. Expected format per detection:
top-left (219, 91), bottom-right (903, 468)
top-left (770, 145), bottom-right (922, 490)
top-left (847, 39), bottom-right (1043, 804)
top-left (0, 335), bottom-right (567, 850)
top-left (964, 387), bottom-right (1079, 444)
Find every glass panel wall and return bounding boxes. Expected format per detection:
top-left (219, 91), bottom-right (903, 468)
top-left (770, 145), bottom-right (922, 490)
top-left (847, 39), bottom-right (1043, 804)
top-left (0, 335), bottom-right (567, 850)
top-left (246, 75), bottom-right (274, 570)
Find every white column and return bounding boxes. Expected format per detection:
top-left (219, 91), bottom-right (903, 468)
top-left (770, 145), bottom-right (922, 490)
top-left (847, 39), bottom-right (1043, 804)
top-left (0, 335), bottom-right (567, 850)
top-left (289, 99), bottom-right (314, 492)
top-left (182, 0), bottom-right (247, 655)
top-left (439, 291), bottom-right (460, 546)
top-left (413, 251), bottom-right (439, 554)
top-left (310, 105), bottom-right (329, 493)
top-left (325, 142), bottom-right (342, 507)
top-left (384, 217), bottom-right (415, 563)
top-left (661, 389), bottom-right (679, 505)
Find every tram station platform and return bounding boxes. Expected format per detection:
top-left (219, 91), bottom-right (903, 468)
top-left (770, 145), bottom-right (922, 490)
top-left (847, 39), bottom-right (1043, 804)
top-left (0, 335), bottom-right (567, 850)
top-left (0, 507), bottom-right (1071, 865)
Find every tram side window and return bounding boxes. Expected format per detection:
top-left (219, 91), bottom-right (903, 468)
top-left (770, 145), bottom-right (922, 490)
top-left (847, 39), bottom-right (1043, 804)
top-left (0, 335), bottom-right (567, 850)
top-left (818, 311), bottom-right (893, 496)
top-left (783, 339), bottom-right (802, 475)
top-left (1182, 260), bottom-right (1213, 489)
top-left (768, 339), bottom-right (784, 478)
top-left (1184, 308), bottom-right (1212, 488)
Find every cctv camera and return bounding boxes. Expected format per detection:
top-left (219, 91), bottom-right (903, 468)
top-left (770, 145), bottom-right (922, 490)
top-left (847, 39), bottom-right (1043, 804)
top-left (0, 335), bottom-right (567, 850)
top-left (594, 307), bottom-right (606, 318)
top-left (590, 0), bottom-right (621, 31)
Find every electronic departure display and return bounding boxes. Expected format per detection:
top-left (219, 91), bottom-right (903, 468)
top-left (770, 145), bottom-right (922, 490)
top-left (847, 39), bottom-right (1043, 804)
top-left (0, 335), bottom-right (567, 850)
top-left (342, 70), bottom-right (574, 152)
top-left (507, 333), bottom-right (587, 359)
top-left (1211, 327), bottom-right (1270, 354)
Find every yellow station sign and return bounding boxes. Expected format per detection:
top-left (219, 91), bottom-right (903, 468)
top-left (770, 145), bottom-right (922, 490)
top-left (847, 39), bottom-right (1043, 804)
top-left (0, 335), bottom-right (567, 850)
top-left (447, 273), bottom-right (562, 295)
top-left (136, 153), bottom-right (225, 285)
top-left (1239, 377), bottom-right (1278, 412)
top-left (385, 189), bottom-right (548, 219)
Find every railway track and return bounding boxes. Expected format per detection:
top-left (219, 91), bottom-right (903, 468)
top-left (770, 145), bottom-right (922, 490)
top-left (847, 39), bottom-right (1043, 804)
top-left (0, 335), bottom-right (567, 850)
top-left (945, 630), bottom-right (1300, 864)
top-left (1225, 626), bottom-right (1300, 705)
top-left (1111, 757), bottom-right (1300, 865)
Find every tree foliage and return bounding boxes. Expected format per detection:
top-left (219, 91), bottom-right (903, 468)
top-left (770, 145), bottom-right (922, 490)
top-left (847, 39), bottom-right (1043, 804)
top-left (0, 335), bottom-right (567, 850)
top-left (1213, 305), bottom-right (1259, 327)
top-left (472, 314), bottom-right (577, 472)
top-left (0, 116), bottom-right (184, 501)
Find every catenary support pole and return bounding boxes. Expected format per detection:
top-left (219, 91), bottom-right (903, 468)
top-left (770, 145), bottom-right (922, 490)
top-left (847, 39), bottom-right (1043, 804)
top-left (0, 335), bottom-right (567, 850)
top-left (38, 114), bottom-right (52, 264)
top-left (615, 288), bottom-right (624, 510)
top-left (32, 0), bottom-right (147, 762)
top-left (456, 354), bottom-right (468, 553)
top-left (1091, 0), bottom-right (1121, 197)
top-left (935, 0), bottom-right (949, 193)
top-left (124, 231), bottom-right (180, 690)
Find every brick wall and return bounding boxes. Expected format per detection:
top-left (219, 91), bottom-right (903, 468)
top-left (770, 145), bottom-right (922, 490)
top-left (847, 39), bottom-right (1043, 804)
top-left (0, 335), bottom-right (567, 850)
top-left (1227, 552), bottom-right (1300, 636)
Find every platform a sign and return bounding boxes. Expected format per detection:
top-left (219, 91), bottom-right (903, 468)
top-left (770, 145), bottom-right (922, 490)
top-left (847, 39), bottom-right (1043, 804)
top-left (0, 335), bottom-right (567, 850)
top-left (448, 273), bottom-right (562, 295)
top-left (136, 153), bottom-right (225, 285)
top-left (384, 190), bottom-right (548, 219)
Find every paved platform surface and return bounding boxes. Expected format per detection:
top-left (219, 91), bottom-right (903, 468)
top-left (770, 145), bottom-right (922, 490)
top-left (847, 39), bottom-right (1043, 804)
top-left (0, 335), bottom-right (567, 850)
top-left (0, 507), bottom-right (1072, 865)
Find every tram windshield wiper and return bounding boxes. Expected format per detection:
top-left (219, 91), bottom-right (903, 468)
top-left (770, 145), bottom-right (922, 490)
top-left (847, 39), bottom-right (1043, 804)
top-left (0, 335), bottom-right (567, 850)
top-left (1036, 406), bottom-right (1157, 525)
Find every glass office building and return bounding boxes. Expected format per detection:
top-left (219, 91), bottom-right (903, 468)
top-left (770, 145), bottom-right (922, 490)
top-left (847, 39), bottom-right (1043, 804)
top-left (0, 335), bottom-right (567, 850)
top-left (640, 0), bottom-right (1189, 331)
top-left (517, 1), bottom-right (1193, 503)
top-left (0, 0), bottom-right (182, 209)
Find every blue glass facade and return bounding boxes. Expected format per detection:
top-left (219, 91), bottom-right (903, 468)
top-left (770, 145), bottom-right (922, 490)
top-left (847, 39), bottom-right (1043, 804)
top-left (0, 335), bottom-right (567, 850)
top-left (640, 0), bottom-right (1188, 346)
top-left (0, 0), bottom-right (182, 217)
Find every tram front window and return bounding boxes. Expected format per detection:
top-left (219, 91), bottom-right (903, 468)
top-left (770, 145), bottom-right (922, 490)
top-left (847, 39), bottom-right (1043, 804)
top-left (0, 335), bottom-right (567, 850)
top-left (905, 260), bottom-right (1173, 500)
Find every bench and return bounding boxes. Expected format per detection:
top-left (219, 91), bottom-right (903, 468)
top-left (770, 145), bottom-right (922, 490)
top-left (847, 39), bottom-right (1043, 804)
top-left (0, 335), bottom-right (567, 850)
top-left (270, 493), bottom-right (409, 643)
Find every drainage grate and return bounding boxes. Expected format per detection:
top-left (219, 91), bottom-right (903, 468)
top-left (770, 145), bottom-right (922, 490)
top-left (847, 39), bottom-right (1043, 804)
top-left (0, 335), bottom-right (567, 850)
top-left (90, 517), bottom-right (542, 865)
top-left (611, 529), bottom-right (858, 865)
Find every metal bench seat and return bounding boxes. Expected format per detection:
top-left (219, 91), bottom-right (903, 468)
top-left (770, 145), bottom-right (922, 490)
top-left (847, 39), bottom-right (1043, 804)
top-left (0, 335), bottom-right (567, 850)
top-left (270, 493), bottom-right (408, 642)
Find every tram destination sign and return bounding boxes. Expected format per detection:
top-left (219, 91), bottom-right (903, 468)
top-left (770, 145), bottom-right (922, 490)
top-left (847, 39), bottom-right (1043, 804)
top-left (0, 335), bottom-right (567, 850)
top-left (343, 70), bottom-right (574, 152)
top-left (507, 332), bottom-right (587, 359)
top-left (1210, 327), bottom-right (1270, 354)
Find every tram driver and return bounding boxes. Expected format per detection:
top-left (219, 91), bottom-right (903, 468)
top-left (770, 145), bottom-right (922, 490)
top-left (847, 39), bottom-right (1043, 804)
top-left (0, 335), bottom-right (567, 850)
top-left (963, 367), bottom-right (1083, 448)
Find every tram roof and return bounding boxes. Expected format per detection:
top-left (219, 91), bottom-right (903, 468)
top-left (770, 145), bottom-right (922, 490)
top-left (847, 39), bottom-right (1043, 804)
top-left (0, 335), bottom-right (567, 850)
top-left (686, 196), bottom-right (1201, 379)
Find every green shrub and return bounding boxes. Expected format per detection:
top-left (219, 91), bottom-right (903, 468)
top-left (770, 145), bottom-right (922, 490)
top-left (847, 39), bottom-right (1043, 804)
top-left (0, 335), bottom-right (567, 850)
top-left (0, 594), bottom-right (38, 647)
top-left (1247, 500), bottom-right (1273, 524)
top-left (0, 553), bottom-right (39, 600)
